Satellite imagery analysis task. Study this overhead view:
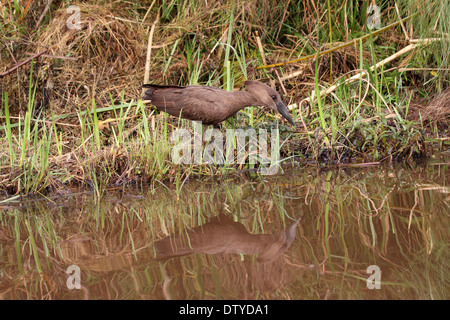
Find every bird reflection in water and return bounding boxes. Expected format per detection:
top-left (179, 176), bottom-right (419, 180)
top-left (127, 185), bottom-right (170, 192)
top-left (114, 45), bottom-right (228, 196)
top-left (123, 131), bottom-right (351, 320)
top-left (154, 215), bottom-right (301, 264)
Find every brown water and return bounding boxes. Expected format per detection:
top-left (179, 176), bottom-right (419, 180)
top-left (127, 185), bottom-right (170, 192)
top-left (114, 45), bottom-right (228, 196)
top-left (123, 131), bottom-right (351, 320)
top-left (0, 156), bottom-right (449, 300)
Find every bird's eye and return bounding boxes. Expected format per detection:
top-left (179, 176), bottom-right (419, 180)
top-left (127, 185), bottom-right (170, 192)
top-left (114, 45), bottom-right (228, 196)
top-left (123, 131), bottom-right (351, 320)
top-left (271, 95), bottom-right (277, 100)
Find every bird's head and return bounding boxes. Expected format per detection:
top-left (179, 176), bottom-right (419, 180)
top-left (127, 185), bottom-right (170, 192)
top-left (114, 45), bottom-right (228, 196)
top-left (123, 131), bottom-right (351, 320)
top-left (244, 80), bottom-right (295, 126)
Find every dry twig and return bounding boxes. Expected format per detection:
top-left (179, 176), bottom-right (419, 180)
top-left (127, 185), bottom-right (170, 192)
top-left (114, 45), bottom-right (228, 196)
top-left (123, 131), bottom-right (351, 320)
top-left (0, 48), bottom-right (48, 78)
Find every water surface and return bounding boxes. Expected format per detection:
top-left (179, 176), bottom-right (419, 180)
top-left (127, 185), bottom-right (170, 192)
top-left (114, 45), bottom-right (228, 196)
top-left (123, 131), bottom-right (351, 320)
top-left (1, 156), bottom-right (449, 299)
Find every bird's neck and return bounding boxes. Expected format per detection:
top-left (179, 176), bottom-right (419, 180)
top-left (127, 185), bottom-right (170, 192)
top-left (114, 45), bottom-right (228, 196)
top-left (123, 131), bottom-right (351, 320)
top-left (229, 91), bottom-right (260, 113)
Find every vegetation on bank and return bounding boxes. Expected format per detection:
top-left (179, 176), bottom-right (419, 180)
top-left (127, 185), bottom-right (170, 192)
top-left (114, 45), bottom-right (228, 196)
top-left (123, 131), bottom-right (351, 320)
top-left (0, 0), bottom-right (449, 197)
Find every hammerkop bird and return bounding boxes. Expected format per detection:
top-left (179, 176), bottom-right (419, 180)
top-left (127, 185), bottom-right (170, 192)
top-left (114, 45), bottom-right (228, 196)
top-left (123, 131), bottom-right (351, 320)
top-left (154, 215), bottom-right (301, 264)
top-left (142, 80), bottom-right (295, 126)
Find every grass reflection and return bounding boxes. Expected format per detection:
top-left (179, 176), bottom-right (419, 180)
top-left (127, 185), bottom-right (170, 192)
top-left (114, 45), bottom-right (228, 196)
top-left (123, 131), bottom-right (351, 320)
top-left (0, 160), bottom-right (448, 299)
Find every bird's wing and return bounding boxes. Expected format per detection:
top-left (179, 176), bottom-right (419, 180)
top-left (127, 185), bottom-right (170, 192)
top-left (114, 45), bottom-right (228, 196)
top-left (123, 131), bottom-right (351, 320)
top-left (179, 87), bottom-right (230, 123)
top-left (143, 85), bottom-right (229, 124)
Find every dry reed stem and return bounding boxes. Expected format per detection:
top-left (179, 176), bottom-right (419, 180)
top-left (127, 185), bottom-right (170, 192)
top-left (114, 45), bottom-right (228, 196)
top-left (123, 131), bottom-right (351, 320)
top-left (18, 0), bottom-right (33, 23)
top-left (409, 38), bottom-right (442, 43)
top-left (258, 14), bottom-right (417, 69)
top-left (143, 15), bottom-right (159, 87)
top-left (280, 69), bottom-right (304, 81)
top-left (35, 0), bottom-right (53, 29)
top-left (395, 2), bottom-right (410, 40)
top-left (255, 31), bottom-right (267, 66)
top-left (0, 48), bottom-right (48, 78)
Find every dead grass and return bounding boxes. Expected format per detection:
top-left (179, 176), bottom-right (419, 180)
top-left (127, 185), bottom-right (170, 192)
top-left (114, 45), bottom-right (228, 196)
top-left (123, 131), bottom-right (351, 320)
top-left (409, 88), bottom-right (450, 125)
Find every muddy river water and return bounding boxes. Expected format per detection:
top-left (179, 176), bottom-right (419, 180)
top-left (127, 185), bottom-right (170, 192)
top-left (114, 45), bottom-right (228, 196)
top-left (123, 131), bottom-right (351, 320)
top-left (1, 155), bottom-right (449, 300)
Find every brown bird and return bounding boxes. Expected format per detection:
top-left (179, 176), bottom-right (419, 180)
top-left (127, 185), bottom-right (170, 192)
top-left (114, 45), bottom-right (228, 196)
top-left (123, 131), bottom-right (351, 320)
top-left (142, 80), bottom-right (295, 126)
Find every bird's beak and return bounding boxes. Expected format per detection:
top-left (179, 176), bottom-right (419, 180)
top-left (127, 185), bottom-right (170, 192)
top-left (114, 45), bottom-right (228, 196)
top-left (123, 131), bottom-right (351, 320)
top-left (276, 101), bottom-right (295, 126)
